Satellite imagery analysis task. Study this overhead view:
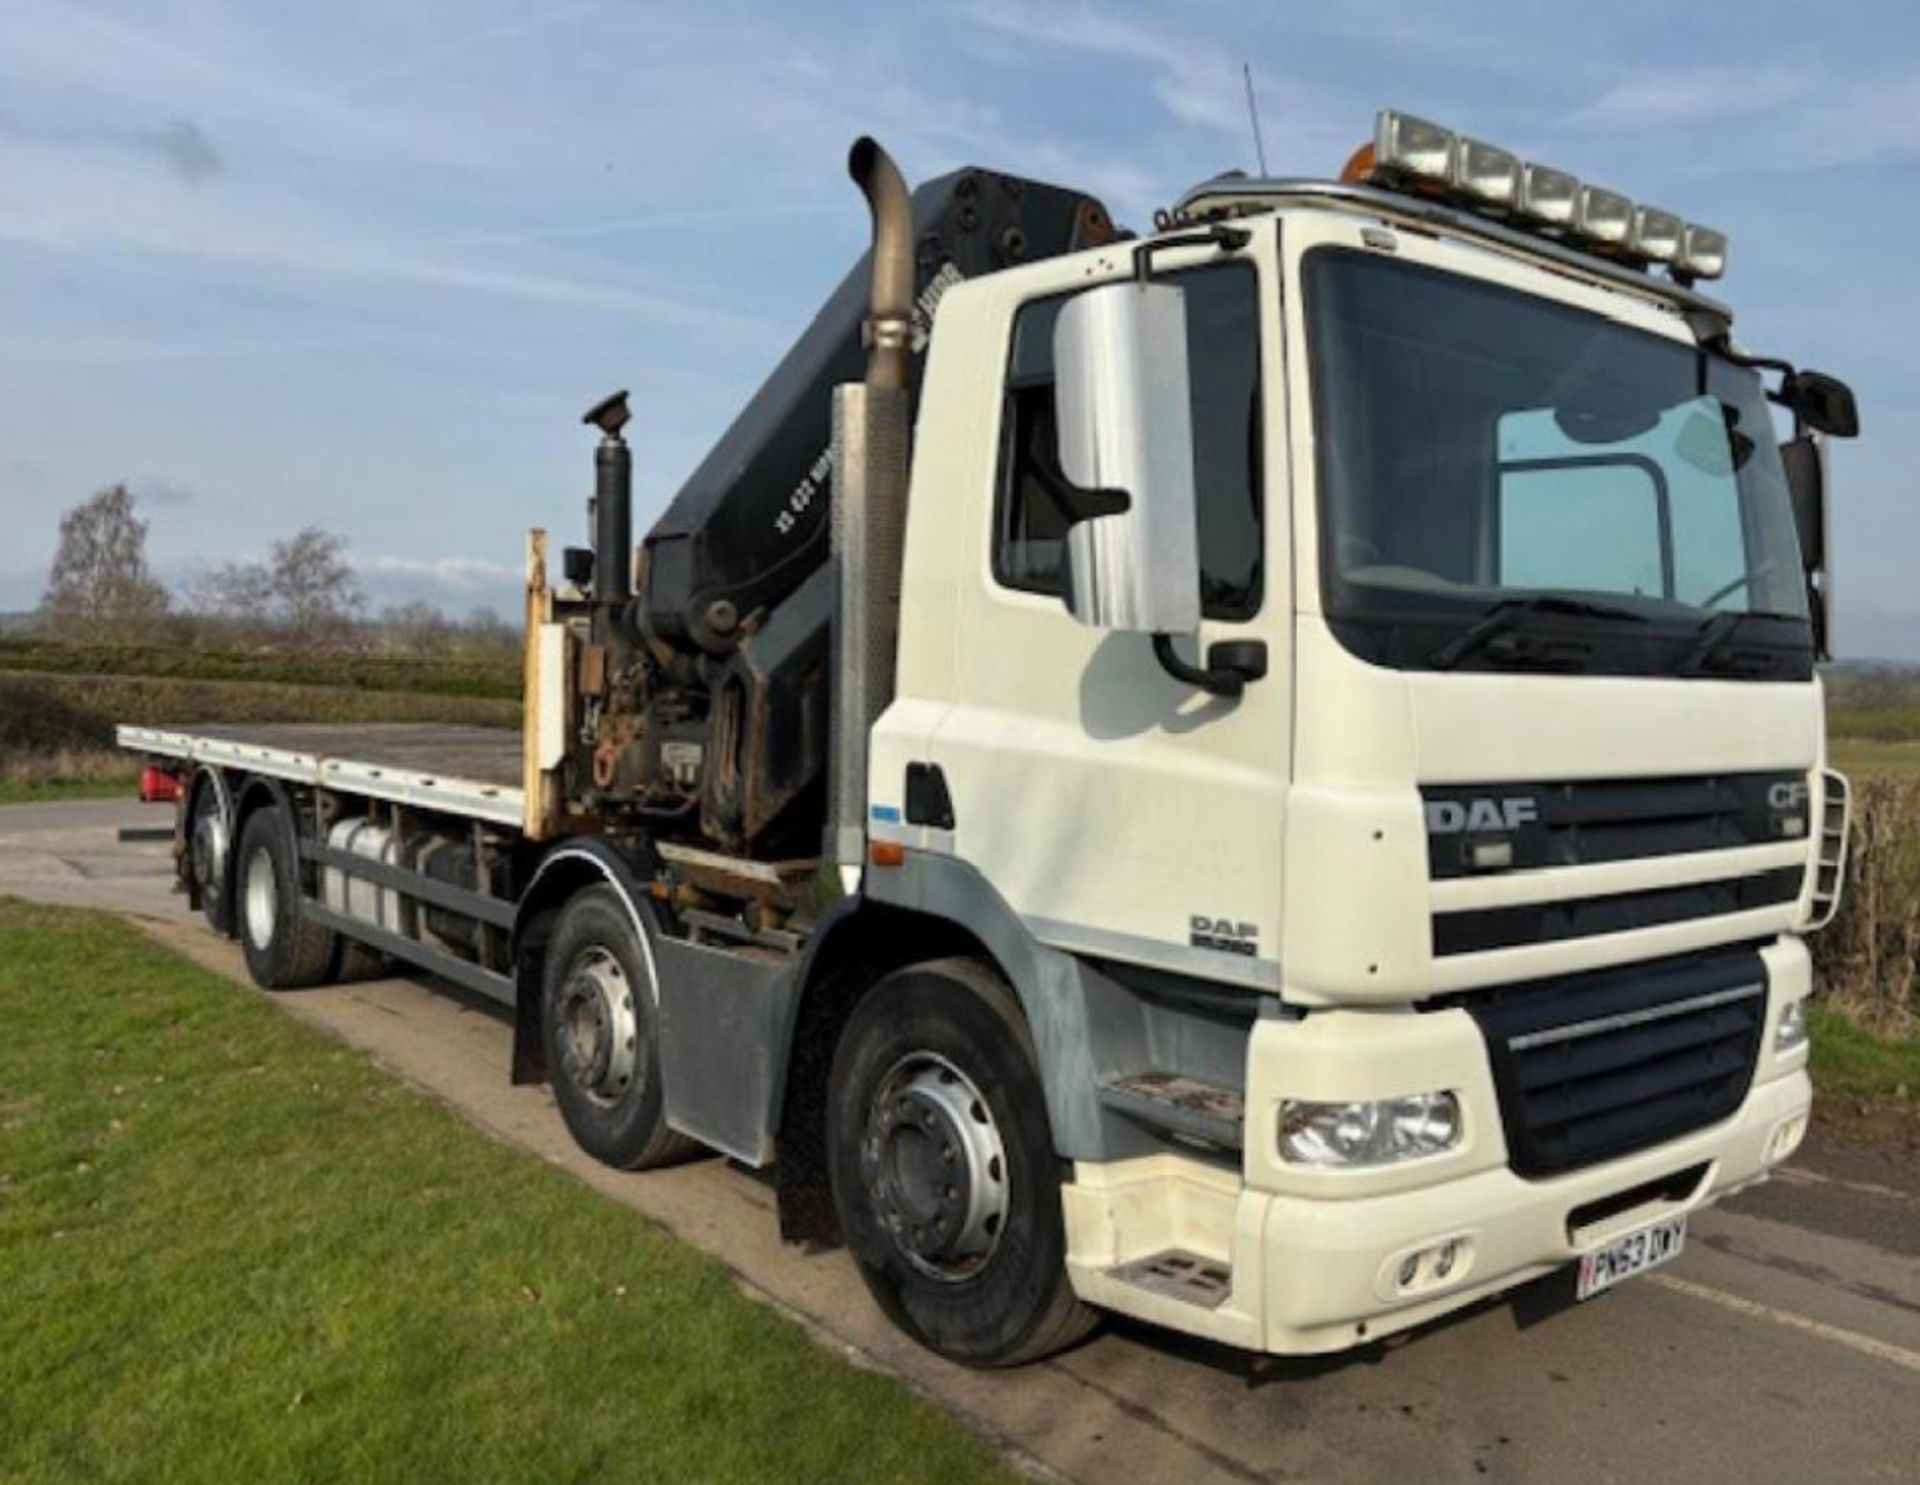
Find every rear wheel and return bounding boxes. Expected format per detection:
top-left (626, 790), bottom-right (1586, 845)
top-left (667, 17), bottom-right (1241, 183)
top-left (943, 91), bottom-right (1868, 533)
top-left (187, 778), bottom-right (233, 935)
top-left (541, 886), bottom-right (699, 1170)
top-left (826, 957), bottom-right (1096, 1367)
top-left (236, 806), bottom-right (336, 990)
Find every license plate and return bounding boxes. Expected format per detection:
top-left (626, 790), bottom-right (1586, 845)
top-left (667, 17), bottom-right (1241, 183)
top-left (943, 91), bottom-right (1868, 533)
top-left (1576, 1214), bottom-right (1687, 1300)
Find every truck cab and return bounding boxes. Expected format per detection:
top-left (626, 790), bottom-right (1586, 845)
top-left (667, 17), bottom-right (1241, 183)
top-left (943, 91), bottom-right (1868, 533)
top-left (854, 122), bottom-right (1854, 1353)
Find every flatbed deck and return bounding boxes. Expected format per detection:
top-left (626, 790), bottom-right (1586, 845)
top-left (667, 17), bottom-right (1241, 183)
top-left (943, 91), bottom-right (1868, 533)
top-left (117, 722), bottom-right (525, 827)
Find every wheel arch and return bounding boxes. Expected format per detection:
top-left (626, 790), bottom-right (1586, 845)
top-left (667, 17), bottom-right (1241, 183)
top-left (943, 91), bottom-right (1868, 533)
top-left (509, 838), bottom-right (659, 1086)
top-left (773, 858), bottom-right (1114, 1245)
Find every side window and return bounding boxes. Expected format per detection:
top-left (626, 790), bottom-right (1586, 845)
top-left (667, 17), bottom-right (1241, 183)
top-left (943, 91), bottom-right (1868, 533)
top-left (993, 264), bottom-right (1263, 619)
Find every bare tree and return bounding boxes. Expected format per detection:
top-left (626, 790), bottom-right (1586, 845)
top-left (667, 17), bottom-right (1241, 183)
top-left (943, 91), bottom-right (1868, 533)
top-left (41, 483), bottom-right (171, 642)
top-left (185, 560), bottom-right (275, 630)
top-left (377, 599), bottom-right (454, 654)
top-left (270, 527), bottom-right (364, 647)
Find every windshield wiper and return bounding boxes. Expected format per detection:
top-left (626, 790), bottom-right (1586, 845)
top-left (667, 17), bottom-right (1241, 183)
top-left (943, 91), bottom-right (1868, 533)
top-left (1674, 609), bottom-right (1802, 677)
top-left (1430, 594), bottom-right (1648, 670)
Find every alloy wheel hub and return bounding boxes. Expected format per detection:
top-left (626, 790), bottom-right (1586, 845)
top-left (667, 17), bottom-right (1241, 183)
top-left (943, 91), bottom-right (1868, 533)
top-left (861, 1053), bottom-right (1008, 1282)
top-left (558, 948), bottom-right (639, 1107)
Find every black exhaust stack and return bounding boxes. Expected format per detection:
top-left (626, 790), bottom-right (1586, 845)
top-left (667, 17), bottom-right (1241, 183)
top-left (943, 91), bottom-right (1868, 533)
top-left (583, 389), bottom-right (633, 603)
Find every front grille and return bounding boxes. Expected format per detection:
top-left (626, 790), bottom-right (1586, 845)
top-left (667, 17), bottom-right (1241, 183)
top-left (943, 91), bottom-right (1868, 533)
top-left (1454, 945), bottom-right (1767, 1177)
top-left (1423, 771), bottom-right (1805, 880)
top-left (1433, 866), bottom-right (1804, 956)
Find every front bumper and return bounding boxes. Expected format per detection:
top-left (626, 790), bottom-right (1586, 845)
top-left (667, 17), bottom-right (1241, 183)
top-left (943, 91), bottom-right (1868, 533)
top-left (1062, 936), bottom-right (1814, 1355)
top-left (1064, 1067), bottom-right (1810, 1355)
top-left (1256, 1067), bottom-right (1809, 1352)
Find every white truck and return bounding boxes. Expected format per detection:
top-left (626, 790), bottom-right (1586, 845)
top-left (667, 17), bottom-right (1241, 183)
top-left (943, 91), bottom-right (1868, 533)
top-left (121, 111), bottom-right (1861, 1366)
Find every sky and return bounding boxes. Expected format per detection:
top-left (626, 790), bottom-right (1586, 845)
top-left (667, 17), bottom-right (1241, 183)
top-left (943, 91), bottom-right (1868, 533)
top-left (1, 0), bottom-right (1915, 652)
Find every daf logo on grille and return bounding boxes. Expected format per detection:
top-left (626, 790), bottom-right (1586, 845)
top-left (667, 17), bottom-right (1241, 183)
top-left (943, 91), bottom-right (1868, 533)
top-left (1427, 797), bottom-right (1540, 834)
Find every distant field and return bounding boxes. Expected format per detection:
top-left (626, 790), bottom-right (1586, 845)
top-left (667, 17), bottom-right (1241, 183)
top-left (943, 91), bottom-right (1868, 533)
top-left (1830, 739), bottom-right (1920, 777)
top-left (0, 638), bottom-right (518, 699)
top-left (0, 666), bottom-right (519, 803)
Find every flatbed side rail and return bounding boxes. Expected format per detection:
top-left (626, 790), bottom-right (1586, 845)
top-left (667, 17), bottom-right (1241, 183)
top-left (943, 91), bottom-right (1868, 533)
top-left (115, 725), bottom-right (526, 828)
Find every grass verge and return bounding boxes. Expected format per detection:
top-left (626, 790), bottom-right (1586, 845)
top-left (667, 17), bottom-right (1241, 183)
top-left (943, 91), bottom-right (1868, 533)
top-left (1811, 1005), bottom-right (1920, 1105)
top-left (0, 899), bottom-right (1017, 1485)
top-left (0, 776), bottom-right (137, 804)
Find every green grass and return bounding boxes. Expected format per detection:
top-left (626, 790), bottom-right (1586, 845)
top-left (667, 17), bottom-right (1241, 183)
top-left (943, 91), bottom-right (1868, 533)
top-left (0, 900), bottom-right (1017, 1485)
top-left (1810, 1005), bottom-right (1920, 1105)
top-left (0, 775), bottom-right (137, 804)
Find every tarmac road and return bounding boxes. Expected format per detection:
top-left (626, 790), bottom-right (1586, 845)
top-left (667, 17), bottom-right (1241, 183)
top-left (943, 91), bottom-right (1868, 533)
top-left (3, 798), bottom-right (1917, 1485)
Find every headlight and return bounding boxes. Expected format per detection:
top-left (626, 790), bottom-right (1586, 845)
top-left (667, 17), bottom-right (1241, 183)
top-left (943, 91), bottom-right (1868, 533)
top-left (1279, 1091), bottom-right (1462, 1168)
top-left (1775, 997), bottom-right (1808, 1054)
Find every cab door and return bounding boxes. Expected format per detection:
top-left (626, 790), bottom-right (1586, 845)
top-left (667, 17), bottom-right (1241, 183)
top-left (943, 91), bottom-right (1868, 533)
top-left (920, 240), bottom-right (1291, 989)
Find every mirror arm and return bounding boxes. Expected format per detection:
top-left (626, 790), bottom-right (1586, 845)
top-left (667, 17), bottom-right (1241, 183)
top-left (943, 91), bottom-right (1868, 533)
top-left (1151, 633), bottom-right (1266, 698)
top-left (1132, 223), bottom-right (1250, 283)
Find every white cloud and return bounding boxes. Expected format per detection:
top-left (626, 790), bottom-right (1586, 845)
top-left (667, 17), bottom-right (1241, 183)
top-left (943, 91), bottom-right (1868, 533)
top-left (969, 1), bottom-right (1245, 134)
top-left (362, 554), bottom-right (521, 592)
top-left (131, 476), bottom-right (195, 509)
top-left (0, 131), bottom-right (769, 334)
top-left (1571, 66), bottom-right (1808, 129)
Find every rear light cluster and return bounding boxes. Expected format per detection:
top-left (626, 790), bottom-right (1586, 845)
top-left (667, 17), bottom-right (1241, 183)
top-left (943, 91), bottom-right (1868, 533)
top-left (1346, 110), bottom-right (1727, 280)
top-left (138, 765), bottom-right (183, 803)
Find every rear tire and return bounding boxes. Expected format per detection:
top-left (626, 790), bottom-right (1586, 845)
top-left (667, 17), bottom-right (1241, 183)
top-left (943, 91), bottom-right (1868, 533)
top-left (541, 886), bottom-right (700, 1170)
top-left (187, 777), bottom-right (234, 936)
top-left (332, 938), bottom-right (392, 983)
top-left (235, 806), bottom-right (336, 990)
top-left (826, 957), bottom-right (1097, 1367)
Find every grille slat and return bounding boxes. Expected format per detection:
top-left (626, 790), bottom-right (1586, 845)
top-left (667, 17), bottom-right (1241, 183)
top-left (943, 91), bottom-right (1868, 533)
top-left (1510, 1003), bottom-right (1756, 1091)
top-left (1458, 945), bottom-right (1767, 1177)
top-left (1433, 867), bottom-right (1804, 956)
top-left (1528, 1033), bottom-right (1756, 1129)
top-left (1424, 770), bottom-right (1805, 880)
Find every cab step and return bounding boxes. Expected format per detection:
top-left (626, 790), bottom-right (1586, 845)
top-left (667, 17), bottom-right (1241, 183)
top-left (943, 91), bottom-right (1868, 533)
top-left (1098, 1071), bottom-right (1244, 1151)
top-left (1106, 1249), bottom-right (1232, 1310)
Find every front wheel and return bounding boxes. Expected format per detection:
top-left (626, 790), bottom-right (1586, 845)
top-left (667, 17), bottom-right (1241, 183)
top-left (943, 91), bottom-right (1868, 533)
top-left (540, 886), bottom-right (699, 1170)
top-left (826, 957), bottom-right (1096, 1367)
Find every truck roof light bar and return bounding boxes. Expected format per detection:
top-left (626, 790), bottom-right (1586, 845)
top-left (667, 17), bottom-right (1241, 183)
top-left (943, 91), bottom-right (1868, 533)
top-left (1343, 109), bottom-right (1727, 281)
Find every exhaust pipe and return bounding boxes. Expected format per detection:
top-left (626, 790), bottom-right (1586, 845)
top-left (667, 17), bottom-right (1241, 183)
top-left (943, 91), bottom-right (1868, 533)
top-left (848, 137), bottom-right (914, 394)
top-left (828, 139), bottom-right (915, 872)
top-left (582, 389), bottom-right (633, 605)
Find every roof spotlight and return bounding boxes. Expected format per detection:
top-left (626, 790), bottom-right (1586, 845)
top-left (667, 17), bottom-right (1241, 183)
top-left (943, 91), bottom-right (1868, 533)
top-left (1679, 224), bottom-right (1728, 280)
top-left (1374, 110), bottom-right (1454, 183)
top-left (1450, 137), bottom-right (1520, 209)
top-left (1576, 185), bottom-right (1634, 247)
top-left (1517, 164), bottom-right (1580, 227)
top-left (1630, 207), bottom-right (1684, 264)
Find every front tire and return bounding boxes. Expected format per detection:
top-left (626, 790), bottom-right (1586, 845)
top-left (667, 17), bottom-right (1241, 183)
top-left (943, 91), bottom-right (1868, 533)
top-left (235, 805), bottom-right (336, 990)
top-left (541, 887), bottom-right (699, 1170)
top-left (826, 957), bottom-right (1096, 1367)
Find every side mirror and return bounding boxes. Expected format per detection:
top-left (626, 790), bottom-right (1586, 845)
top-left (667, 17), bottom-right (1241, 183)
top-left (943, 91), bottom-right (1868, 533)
top-left (1783, 370), bottom-right (1859, 439)
top-left (1780, 434), bottom-right (1832, 659)
top-left (1052, 281), bottom-right (1202, 634)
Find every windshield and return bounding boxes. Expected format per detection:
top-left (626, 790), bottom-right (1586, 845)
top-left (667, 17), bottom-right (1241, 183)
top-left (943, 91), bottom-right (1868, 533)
top-left (1304, 247), bottom-right (1811, 678)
